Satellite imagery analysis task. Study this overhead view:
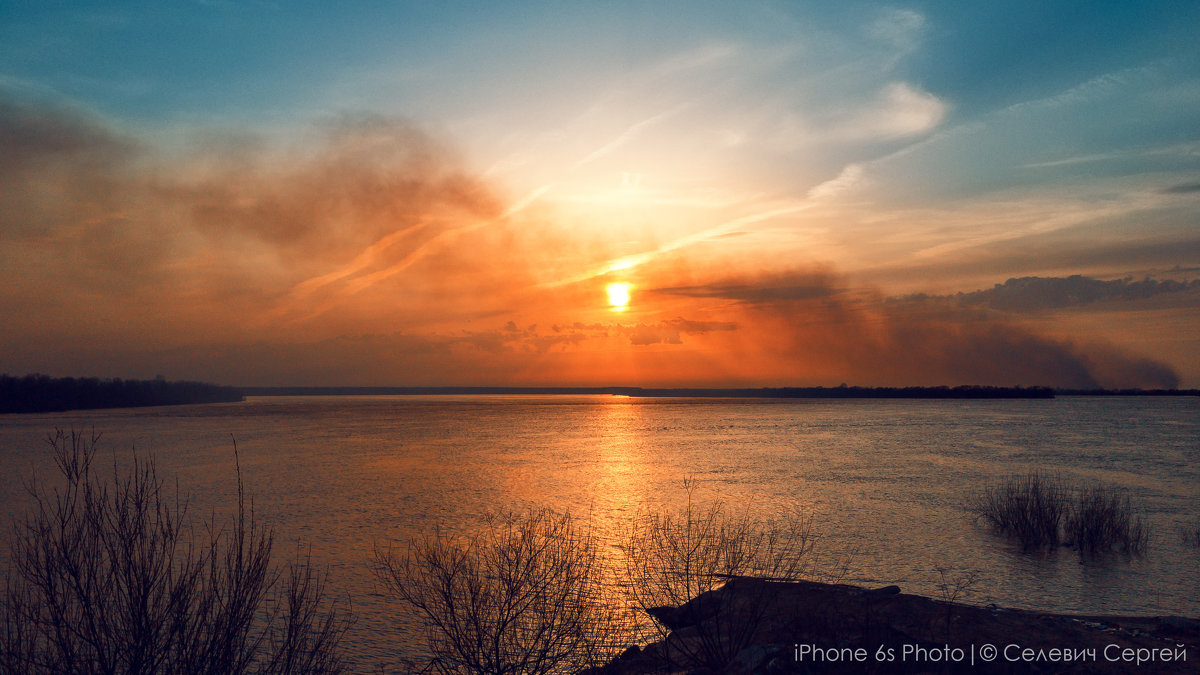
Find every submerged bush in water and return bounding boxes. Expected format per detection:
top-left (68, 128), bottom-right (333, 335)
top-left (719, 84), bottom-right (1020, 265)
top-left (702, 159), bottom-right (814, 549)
top-left (373, 508), bottom-right (623, 675)
top-left (0, 429), bottom-right (350, 675)
top-left (969, 472), bottom-right (1067, 551)
top-left (1064, 485), bottom-right (1149, 556)
top-left (1186, 522), bottom-right (1200, 549)
top-left (971, 473), bottom-right (1150, 558)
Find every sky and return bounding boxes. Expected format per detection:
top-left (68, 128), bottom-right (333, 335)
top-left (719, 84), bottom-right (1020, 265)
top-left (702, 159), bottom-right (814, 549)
top-left (1, 1), bottom-right (1198, 388)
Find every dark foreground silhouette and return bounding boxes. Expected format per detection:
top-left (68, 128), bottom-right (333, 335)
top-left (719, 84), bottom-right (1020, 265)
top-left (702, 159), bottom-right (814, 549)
top-left (598, 578), bottom-right (1200, 674)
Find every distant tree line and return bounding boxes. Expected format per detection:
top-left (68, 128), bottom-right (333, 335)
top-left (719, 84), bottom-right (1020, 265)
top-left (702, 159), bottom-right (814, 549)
top-left (242, 384), bottom-right (1059, 399)
top-left (0, 374), bottom-right (244, 414)
top-left (747, 385), bottom-right (1057, 399)
top-left (1056, 388), bottom-right (1200, 397)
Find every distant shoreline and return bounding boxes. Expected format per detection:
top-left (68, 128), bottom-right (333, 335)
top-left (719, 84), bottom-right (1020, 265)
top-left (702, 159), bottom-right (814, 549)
top-left (239, 385), bottom-right (1199, 398)
top-left (7, 377), bottom-right (1198, 415)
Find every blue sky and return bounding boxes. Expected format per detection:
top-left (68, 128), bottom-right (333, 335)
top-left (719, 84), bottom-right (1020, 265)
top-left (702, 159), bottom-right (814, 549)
top-left (5, 2), bottom-right (1197, 130)
top-left (2, 1), bottom-right (1198, 386)
top-left (4, 2), bottom-right (1197, 208)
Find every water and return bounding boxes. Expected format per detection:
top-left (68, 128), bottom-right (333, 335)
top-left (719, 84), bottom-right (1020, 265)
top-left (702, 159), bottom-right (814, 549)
top-left (1, 395), bottom-right (1197, 669)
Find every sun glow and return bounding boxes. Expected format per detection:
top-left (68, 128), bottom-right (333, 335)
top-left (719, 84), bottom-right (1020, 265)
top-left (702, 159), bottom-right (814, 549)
top-left (606, 282), bottom-right (632, 310)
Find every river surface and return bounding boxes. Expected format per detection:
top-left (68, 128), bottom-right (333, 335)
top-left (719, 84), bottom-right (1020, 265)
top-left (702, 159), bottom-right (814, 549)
top-left (1, 395), bottom-right (1197, 669)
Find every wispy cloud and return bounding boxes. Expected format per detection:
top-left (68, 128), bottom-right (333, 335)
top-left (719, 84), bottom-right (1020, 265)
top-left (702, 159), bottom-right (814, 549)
top-left (1161, 181), bottom-right (1200, 195)
top-left (806, 164), bottom-right (865, 200)
top-left (832, 82), bottom-right (946, 140)
top-left (1021, 152), bottom-right (1122, 169)
top-left (540, 200), bottom-right (816, 289)
top-left (571, 104), bottom-right (690, 169)
top-left (288, 222), bottom-right (428, 298)
top-left (324, 182), bottom-right (552, 300)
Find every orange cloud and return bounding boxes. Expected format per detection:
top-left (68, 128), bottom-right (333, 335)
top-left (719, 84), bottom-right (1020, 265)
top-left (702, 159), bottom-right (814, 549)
top-left (0, 97), bottom-right (1186, 389)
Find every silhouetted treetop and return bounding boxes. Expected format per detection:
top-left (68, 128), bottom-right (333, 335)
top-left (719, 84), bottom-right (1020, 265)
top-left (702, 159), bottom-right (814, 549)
top-left (0, 373), bottom-right (243, 413)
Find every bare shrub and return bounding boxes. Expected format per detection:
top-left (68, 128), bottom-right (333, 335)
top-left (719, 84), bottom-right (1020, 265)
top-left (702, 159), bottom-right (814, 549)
top-left (1183, 522), bottom-right (1200, 549)
top-left (619, 481), bottom-right (814, 672)
top-left (933, 566), bottom-right (981, 643)
top-left (971, 473), bottom-right (1151, 559)
top-left (0, 429), bottom-right (349, 675)
top-left (1064, 485), bottom-right (1148, 557)
top-left (969, 473), bottom-right (1067, 551)
top-left (373, 508), bottom-right (623, 675)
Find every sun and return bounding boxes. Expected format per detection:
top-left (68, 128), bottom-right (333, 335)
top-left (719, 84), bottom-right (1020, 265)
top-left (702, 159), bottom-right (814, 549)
top-left (606, 282), bottom-right (632, 310)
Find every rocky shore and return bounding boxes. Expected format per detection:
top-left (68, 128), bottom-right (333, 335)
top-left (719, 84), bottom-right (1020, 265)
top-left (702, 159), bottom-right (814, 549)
top-left (598, 578), bottom-right (1200, 674)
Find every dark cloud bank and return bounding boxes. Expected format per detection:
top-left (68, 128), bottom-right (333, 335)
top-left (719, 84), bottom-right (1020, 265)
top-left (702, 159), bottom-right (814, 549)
top-left (900, 275), bottom-right (1200, 313)
top-left (654, 270), bottom-right (1182, 390)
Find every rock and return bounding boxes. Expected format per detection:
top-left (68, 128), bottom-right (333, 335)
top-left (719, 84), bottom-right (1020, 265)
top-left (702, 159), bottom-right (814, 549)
top-left (645, 605), bottom-right (684, 630)
top-left (609, 579), bottom-right (1199, 675)
top-left (579, 644), bottom-right (644, 675)
top-left (616, 645), bottom-right (641, 661)
top-left (646, 580), bottom-right (742, 630)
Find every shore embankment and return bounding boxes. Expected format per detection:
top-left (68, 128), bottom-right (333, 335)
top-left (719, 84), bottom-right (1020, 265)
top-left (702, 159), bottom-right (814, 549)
top-left (599, 578), bottom-right (1200, 674)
